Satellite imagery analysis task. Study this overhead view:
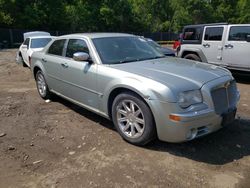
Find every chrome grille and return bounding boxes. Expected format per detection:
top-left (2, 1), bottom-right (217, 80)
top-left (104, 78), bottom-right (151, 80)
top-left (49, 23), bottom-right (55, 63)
top-left (211, 80), bottom-right (237, 114)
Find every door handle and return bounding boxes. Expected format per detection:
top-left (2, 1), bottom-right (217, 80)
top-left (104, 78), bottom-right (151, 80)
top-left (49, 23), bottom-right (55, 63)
top-left (203, 43), bottom-right (210, 48)
top-left (42, 58), bottom-right (47, 63)
top-left (61, 63), bottom-right (69, 68)
top-left (225, 44), bottom-right (234, 49)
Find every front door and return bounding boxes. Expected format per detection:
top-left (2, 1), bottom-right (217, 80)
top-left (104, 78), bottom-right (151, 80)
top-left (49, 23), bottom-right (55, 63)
top-left (223, 25), bottom-right (250, 70)
top-left (202, 26), bottom-right (225, 65)
top-left (59, 39), bottom-right (99, 109)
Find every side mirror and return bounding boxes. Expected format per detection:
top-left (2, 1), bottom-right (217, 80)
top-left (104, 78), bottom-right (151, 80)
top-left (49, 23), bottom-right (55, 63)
top-left (22, 45), bottom-right (27, 49)
top-left (246, 35), bottom-right (250, 42)
top-left (73, 52), bottom-right (90, 62)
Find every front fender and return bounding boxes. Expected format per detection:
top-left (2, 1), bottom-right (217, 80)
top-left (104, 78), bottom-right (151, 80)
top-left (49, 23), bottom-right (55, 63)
top-left (101, 77), bottom-right (176, 114)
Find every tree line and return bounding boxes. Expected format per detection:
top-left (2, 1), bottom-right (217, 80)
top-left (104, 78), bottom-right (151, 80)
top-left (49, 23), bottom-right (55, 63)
top-left (0, 0), bottom-right (249, 33)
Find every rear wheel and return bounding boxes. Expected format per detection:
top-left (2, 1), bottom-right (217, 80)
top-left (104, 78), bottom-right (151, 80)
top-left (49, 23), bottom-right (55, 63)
top-left (184, 53), bottom-right (201, 62)
top-left (112, 92), bottom-right (156, 145)
top-left (35, 70), bottom-right (51, 99)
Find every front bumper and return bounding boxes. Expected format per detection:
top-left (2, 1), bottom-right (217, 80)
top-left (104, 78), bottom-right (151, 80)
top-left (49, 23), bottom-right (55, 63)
top-left (148, 76), bottom-right (239, 143)
top-left (149, 100), bottom-right (224, 143)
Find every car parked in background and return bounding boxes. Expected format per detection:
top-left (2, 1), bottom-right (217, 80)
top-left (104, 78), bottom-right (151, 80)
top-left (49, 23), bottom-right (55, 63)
top-left (16, 31), bottom-right (54, 67)
top-left (144, 37), bottom-right (176, 56)
top-left (31, 33), bottom-right (239, 145)
top-left (178, 23), bottom-right (250, 72)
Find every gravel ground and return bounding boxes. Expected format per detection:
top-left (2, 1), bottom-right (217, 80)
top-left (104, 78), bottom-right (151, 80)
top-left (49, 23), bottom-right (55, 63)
top-left (0, 49), bottom-right (250, 188)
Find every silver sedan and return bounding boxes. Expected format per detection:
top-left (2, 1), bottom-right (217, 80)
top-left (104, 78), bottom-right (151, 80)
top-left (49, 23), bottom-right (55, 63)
top-left (31, 33), bottom-right (240, 145)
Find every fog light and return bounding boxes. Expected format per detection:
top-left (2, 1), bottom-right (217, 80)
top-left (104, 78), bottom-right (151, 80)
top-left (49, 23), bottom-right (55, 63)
top-left (186, 128), bottom-right (198, 140)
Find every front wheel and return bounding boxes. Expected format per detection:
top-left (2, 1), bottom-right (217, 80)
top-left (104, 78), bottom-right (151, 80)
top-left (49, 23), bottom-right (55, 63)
top-left (35, 70), bottom-right (51, 99)
top-left (112, 92), bottom-right (156, 145)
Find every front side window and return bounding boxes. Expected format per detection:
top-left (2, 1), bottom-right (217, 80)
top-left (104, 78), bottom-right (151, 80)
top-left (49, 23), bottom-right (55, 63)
top-left (30, 38), bottom-right (52, 48)
top-left (93, 36), bottom-right (164, 64)
top-left (229, 26), bottom-right (250, 41)
top-left (183, 27), bottom-right (202, 41)
top-left (204, 27), bottom-right (224, 41)
top-left (23, 38), bottom-right (30, 47)
top-left (47, 39), bottom-right (66, 56)
top-left (66, 39), bottom-right (89, 58)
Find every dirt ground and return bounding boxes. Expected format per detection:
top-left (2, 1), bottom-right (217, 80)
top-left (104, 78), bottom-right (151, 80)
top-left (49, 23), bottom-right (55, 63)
top-left (0, 49), bottom-right (250, 188)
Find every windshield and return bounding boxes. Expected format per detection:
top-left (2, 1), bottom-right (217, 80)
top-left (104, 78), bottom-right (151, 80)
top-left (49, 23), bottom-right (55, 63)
top-left (30, 38), bottom-right (52, 48)
top-left (92, 36), bottom-right (164, 64)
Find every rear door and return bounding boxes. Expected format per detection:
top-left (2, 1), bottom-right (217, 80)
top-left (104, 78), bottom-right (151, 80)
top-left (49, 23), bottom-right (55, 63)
top-left (223, 25), bottom-right (250, 70)
top-left (202, 26), bottom-right (225, 65)
top-left (43, 39), bottom-right (67, 93)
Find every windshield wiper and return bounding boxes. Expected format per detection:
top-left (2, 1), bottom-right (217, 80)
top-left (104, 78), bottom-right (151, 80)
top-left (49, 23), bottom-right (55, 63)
top-left (111, 56), bottom-right (165, 64)
top-left (113, 58), bottom-right (141, 64)
top-left (118, 59), bottom-right (138, 64)
top-left (137, 56), bottom-right (165, 61)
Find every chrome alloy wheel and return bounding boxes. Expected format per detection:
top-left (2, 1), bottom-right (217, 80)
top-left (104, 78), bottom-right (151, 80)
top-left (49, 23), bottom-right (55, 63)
top-left (36, 73), bottom-right (47, 97)
top-left (116, 100), bottom-right (145, 138)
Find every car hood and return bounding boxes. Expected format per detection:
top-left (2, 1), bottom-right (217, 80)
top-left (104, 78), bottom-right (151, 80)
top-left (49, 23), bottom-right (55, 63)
top-left (110, 57), bottom-right (231, 92)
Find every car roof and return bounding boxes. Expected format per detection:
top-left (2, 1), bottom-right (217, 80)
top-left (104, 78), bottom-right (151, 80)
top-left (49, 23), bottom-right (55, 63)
top-left (184, 23), bottom-right (228, 28)
top-left (57, 33), bottom-right (134, 39)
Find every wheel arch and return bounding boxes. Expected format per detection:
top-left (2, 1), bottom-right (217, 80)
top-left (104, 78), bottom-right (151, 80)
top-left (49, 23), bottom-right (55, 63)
top-left (107, 87), bottom-right (154, 122)
top-left (33, 66), bottom-right (41, 79)
top-left (181, 49), bottom-right (207, 62)
top-left (31, 59), bottom-right (47, 80)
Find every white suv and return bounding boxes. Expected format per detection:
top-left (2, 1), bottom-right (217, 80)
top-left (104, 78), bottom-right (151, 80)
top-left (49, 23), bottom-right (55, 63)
top-left (178, 23), bottom-right (250, 72)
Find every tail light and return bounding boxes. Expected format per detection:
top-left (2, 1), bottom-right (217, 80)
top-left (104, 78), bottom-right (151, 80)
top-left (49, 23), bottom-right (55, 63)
top-left (29, 56), bottom-right (31, 66)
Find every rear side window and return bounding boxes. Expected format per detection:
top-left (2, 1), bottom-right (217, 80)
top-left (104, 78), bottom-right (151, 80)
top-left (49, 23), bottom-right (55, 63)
top-left (204, 27), bottom-right (224, 41)
top-left (66, 39), bottom-right (89, 58)
top-left (183, 27), bottom-right (202, 40)
top-left (229, 26), bottom-right (250, 41)
top-left (48, 39), bottom-right (66, 56)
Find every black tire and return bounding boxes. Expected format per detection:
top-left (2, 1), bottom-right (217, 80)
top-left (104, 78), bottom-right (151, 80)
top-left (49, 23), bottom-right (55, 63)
top-left (20, 54), bottom-right (28, 67)
top-left (22, 61), bottom-right (28, 67)
top-left (184, 53), bottom-right (201, 62)
top-left (112, 92), bottom-right (156, 146)
top-left (35, 70), bottom-right (51, 100)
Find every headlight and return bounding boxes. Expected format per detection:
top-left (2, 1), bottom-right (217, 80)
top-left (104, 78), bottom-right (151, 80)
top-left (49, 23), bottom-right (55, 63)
top-left (178, 90), bottom-right (203, 108)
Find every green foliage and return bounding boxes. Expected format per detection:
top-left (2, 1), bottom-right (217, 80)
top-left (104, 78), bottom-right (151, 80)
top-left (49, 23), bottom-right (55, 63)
top-left (236, 0), bottom-right (250, 23)
top-left (0, 0), bottom-right (249, 32)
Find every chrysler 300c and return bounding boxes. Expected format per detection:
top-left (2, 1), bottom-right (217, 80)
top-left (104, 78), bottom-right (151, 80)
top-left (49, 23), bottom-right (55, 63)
top-left (31, 33), bottom-right (240, 145)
